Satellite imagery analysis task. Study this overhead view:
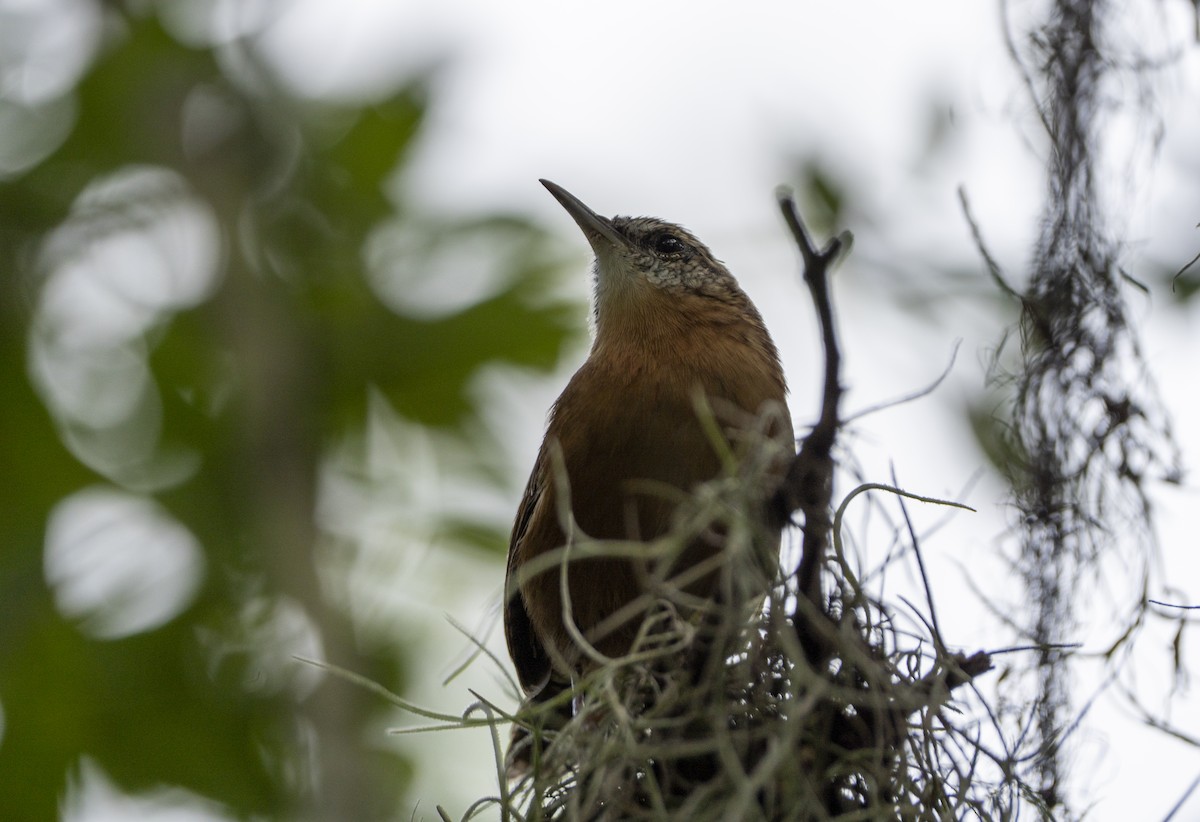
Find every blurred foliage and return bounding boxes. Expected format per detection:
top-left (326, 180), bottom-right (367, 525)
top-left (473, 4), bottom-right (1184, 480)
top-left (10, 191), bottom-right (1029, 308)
top-left (0, 4), bottom-right (577, 820)
top-left (789, 158), bottom-right (846, 239)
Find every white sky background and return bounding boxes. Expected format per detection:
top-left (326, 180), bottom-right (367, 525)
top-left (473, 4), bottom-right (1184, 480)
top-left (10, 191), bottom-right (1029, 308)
top-left (256, 1), bottom-right (1200, 820)
top-left (41, 0), bottom-right (1200, 818)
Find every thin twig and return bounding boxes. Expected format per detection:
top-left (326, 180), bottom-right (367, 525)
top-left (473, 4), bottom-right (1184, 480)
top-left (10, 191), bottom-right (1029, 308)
top-left (775, 187), bottom-right (847, 444)
top-left (1171, 245), bottom-right (1200, 292)
top-left (844, 340), bottom-right (961, 424)
top-left (891, 465), bottom-right (945, 652)
top-left (771, 188), bottom-right (848, 616)
top-left (1162, 771), bottom-right (1200, 822)
top-left (958, 186), bottom-right (1021, 299)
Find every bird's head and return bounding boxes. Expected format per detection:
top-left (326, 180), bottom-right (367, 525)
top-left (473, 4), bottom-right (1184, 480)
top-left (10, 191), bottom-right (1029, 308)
top-left (541, 179), bottom-right (750, 344)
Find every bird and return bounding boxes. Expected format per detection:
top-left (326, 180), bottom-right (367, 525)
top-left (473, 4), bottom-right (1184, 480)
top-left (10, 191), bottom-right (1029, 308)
top-left (504, 180), bottom-right (794, 770)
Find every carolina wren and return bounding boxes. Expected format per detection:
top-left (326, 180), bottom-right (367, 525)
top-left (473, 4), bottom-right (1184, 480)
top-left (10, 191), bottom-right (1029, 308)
top-left (504, 180), bottom-right (793, 763)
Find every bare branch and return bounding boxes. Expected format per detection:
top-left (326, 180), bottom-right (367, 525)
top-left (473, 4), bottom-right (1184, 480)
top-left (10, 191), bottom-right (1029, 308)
top-left (770, 188), bottom-right (849, 614)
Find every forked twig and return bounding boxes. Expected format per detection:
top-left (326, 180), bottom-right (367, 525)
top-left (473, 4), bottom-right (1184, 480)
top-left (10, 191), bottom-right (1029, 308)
top-left (771, 188), bottom-right (849, 617)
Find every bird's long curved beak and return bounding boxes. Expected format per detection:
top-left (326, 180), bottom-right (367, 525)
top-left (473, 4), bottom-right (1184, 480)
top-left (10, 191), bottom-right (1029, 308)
top-left (540, 179), bottom-right (628, 251)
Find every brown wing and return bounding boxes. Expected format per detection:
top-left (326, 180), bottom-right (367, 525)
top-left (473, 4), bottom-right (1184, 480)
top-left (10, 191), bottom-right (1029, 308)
top-left (504, 445), bottom-right (553, 695)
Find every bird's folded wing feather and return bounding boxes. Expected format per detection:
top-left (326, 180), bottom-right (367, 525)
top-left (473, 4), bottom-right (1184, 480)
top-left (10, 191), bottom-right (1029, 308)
top-left (504, 445), bottom-right (553, 695)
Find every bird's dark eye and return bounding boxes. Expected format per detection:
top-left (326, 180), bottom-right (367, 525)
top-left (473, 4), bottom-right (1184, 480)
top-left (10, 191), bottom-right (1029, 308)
top-left (652, 233), bottom-right (686, 255)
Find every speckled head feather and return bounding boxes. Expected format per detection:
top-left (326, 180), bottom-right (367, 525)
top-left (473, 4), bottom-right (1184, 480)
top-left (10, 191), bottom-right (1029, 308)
top-left (540, 180), bottom-right (741, 300)
top-left (538, 179), bottom-right (770, 360)
top-left (603, 215), bottom-right (741, 299)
